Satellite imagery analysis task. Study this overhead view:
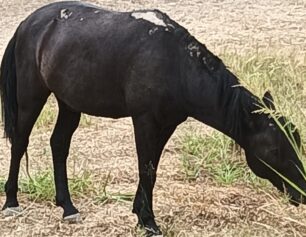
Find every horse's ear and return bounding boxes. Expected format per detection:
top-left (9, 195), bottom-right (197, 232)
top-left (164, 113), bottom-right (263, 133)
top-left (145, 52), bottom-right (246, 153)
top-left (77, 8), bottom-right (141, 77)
top-left (262, 91), bottom-right (275, 110)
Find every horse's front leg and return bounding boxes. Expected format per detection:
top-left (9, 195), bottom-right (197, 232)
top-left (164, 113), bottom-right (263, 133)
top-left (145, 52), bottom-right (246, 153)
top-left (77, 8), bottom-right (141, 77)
top-left (132, 114), bottom-right (177, 236)
top-left (50, 100), bottom-right (81, 222)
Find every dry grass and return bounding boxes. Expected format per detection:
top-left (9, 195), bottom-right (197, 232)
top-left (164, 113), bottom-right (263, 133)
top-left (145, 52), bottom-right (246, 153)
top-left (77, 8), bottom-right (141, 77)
top-left (1, 0), bottom-right (306, 236)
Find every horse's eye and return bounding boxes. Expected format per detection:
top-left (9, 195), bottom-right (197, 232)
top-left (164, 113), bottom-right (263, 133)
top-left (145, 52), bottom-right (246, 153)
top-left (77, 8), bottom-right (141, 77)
top-left (268, 122), bottom-right (277, 131)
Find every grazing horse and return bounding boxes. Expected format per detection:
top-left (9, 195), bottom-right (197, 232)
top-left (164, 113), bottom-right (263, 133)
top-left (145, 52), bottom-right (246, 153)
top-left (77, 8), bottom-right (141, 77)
top-left (1, 1), bottom-right (305, 236)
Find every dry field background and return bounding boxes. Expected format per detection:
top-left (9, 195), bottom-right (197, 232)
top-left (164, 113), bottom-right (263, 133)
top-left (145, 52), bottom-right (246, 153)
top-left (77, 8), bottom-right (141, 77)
top-left (0, 0), bottom-right (306, 236)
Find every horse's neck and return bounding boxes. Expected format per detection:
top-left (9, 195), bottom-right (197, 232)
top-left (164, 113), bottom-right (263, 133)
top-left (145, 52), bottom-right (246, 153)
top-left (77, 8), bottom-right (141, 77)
top-left (188, 65), bottom-right (256, 148)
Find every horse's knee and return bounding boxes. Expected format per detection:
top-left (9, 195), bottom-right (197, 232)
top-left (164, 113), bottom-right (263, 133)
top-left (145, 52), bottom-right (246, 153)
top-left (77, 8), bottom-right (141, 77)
top-left (139, 160), bottom-right (158, 180)
top-left (139, 169), bottom-right (157, 186)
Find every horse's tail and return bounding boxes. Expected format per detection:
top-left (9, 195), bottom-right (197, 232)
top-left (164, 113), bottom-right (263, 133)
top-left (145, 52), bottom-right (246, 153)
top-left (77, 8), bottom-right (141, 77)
top-left (0, 32), bottom-right (18, 143)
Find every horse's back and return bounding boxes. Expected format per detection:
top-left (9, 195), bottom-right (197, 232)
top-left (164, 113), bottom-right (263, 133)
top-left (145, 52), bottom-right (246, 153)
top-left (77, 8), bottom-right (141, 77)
top-left (15, 1), bottom-right (186, 118)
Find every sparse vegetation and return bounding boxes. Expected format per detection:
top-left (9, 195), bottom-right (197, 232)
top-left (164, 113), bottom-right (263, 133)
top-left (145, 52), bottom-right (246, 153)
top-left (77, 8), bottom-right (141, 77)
top-left (18, 171), bottom-right (55, 201)
top-left (95, 172), bottom-right (134, 205)
top-left (0, 171), bottom-right (94, 201)
top-left (179, 130), bottom-right (261, 185)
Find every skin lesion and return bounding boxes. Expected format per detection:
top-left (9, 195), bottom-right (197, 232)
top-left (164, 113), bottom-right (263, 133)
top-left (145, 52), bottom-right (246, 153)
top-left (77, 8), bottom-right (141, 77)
top-left (60, 9), bottom-right (72, 20)
top-left (131, 11), bottom-right (167, 27)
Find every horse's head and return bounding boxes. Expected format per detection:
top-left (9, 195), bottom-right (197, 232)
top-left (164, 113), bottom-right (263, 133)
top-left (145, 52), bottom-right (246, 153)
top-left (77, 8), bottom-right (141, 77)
top-left (245, 91), bottom-right (306, 205)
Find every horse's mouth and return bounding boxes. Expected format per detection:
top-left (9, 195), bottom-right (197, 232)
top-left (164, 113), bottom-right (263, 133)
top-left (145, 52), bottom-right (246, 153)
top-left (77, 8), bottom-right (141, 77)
top-left (288, 192), bottom-right (306, 206)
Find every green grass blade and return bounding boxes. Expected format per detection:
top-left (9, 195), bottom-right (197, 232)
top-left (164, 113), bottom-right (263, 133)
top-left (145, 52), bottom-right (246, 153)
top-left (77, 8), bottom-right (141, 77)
top-left (259, 159), bottom-right (306, 196)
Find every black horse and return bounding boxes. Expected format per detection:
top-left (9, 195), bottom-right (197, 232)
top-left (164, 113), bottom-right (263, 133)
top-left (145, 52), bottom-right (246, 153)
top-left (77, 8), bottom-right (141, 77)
top-left (1, 1), bottom-right (305, 236)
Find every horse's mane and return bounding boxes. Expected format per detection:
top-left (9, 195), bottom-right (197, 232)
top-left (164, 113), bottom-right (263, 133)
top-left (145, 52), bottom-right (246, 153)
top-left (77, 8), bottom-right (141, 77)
top-left (218, 69), bottom-right (257, 139)
top-left (173, 26), bottom-right (258, 139)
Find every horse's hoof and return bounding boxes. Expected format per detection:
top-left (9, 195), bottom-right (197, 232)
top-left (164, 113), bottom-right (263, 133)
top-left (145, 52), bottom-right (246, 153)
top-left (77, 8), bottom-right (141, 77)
top-left (137, 224), bottom-right (163, 237)
top-left (144, 226), bottom-right (163, 237)
top-left (2, 206), bottom-right (23, 217)
top-left (63, 213), bottom-right (82, 224)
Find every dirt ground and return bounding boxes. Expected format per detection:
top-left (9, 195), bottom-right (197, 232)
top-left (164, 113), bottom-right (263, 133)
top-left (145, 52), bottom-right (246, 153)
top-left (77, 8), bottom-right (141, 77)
top-left (1, 0), bottom-right (306, 236)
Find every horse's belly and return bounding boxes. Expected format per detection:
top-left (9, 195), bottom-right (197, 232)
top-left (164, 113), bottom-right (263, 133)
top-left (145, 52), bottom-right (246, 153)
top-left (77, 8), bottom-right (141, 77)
top-left (47, 74), bottom-right (129, 118)
top-left (60, 91), bottom-right (129, 118)
top-left (74, 103), bottom-right (129, 118)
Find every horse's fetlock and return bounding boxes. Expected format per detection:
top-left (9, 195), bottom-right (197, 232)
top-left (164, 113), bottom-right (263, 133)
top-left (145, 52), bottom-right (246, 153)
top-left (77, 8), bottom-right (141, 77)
top-left (55, 196), bottom-right (66, 207)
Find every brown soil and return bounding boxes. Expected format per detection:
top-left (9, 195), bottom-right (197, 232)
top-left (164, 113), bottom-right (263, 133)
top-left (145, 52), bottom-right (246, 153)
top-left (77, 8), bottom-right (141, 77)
top-left (1, 0), bottom-right (306, 236)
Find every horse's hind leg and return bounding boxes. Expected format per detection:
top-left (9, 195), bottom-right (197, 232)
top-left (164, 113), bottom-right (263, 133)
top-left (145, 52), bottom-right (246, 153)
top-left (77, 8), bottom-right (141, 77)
top-left (2, 93), bottom-right (49, 215)
top-left (50, 99), bottom-right (81, 222)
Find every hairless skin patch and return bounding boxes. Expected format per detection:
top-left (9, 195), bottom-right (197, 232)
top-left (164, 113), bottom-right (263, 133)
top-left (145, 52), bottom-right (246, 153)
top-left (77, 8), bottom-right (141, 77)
top-left (187, 42), bottom-right (201, 58)
top-left (131, 11), bottom-right (167, 27)
top-left (60, 9), bottom-right (72, 19)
